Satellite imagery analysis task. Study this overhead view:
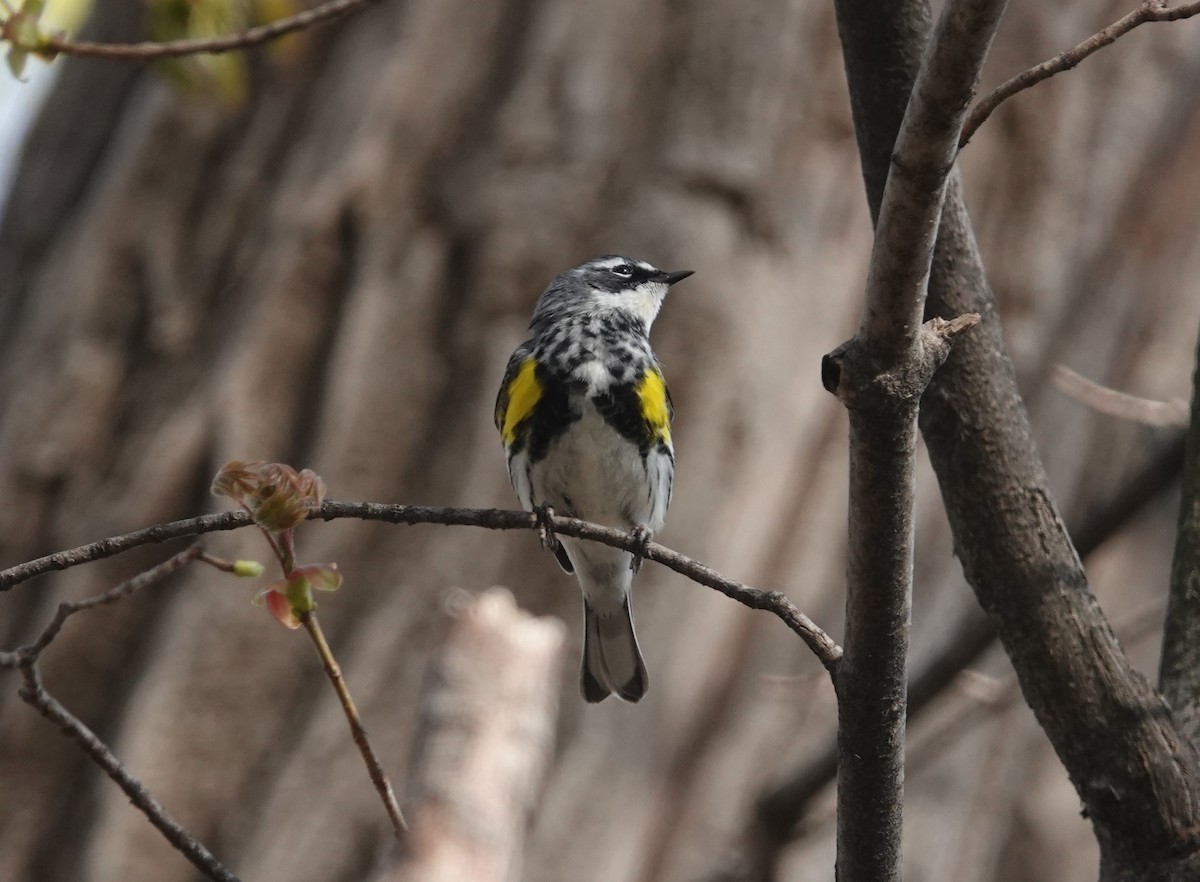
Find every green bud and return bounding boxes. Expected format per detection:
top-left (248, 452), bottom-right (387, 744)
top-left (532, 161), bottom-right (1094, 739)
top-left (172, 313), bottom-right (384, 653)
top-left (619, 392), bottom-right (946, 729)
top-left (232, 559), bottom-right (265, 578)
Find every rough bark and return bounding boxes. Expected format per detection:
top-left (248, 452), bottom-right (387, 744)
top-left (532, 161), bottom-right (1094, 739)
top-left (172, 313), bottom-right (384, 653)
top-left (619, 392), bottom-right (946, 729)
top-left (832, 0), bottom-right (1200, 876)
top-left (830, 0), bottom-right (1005, 869)
top-left (1, 0), bottom-right (1199, 880)
top-left (1160, 320), bottom-right (1200, 740)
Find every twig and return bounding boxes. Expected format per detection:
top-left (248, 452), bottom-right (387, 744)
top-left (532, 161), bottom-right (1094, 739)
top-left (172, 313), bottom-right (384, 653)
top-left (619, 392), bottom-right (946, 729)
top-left (1053, 364), bottom-right (1189, 428)
top-left (0, 510), bottom-right (249, 590)
top-left (0, 545), bottom-right (204, 665)
top-left (960, 0), bottom-right (1200, 147)
top-left (0, 537), bottom-right (400, 874)
top-left (1, 0), bottom-right (379, 62)
top-left (300, 611), bottom-right (408, 839)
top-left (0, 502), bottom-right (843, 673)
top-left (0, 547), bottom-right (240, 882)
top-left (14, 665), bottom-right (242, 882)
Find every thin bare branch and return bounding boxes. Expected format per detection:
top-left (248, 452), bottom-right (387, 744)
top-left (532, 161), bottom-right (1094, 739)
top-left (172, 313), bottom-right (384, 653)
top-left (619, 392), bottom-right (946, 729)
top-left (0, 510), bottom-right (248, 590)
top-left (300, 611), bottom-right (408, 839)
top-left (0, 545), bottom-right (204, 666)
top-left (14, 662), bottom-right (240, 882)
top-left (742, 597), bottom-right (1174, 861)
top-left (0, 502), bottom-right (842, 673)
top-left (1053, 364), bottom-right (1188, 428)
top-left (961, 0), bottom-right (1200, 148)
top-left (1, 0), bottom-right (378, 62)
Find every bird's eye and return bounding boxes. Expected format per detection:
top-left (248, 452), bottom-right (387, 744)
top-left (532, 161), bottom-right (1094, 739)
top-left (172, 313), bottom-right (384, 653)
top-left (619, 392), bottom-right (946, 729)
top-left (611, 264), bottom-right (634, 277)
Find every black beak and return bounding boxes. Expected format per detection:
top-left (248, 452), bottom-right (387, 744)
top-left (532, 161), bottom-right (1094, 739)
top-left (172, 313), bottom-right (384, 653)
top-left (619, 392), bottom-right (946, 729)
top-left (662, 269), bottom-right (694, 286)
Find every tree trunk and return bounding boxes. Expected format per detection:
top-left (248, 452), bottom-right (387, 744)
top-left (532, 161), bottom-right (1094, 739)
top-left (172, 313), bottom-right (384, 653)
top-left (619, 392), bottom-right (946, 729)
top-left (1, 0), bottom-right (1199, 879)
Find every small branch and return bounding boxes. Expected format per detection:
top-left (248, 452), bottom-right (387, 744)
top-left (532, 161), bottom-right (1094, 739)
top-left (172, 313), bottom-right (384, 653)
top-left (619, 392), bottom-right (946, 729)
top-left (0, 510), bottom-right (249, 591)
top-left (908, 596), bottom-right (1169, 774)
top-left (961, 0), bottom-right (1200, 147)
top-left (1053, 364), bottom-right (1189, 428)
top-left (300, 611), bottom-right (408, 839)
top-left (1, 545), bottom-right (203, 665)
top-left (754, 606), bottom-right (1173, 861)
top-left (14, 663), bottom-right (241, 882)
top-left (859, 0), bottom-right (1004, 355)
top-left (0, 546), bottom-right (243, 877)
top-left (2, 0), bottom-right (379, 62)
top-left (317, 505), bottom-right (840, 670)
top-left (0, 502), bottom-right (842, 673)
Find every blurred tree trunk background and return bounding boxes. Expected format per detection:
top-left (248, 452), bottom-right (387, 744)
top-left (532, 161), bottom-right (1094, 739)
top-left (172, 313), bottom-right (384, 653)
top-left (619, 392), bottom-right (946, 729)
top-left (1, 0), bottom-right (1198, 879)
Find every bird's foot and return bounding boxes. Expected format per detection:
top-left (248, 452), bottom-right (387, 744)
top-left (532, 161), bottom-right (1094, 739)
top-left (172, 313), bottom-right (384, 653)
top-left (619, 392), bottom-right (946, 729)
top-left (534, 505), bottom-right (558, 551)
top-left (628, 525), bottom-right (654, 573)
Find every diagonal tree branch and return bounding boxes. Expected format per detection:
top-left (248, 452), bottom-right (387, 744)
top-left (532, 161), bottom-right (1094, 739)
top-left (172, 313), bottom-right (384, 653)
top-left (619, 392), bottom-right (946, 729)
top-left (0, 510), bottom-right (249, 590)
top-left (0, 545), bottom-right (241, 882)
top-left (15, 664), bottom-right (242, 882)
top-left (1, 544), bottom-right (204, 663)
top-left (740, 428), bottom-right (1185, 879)
top-left (300, 611), bottom-right (408, 839)
top-left (1053, 365), bottom-right (1189, 428)
top-left (0, 502), bottom-right (839, 879)
top-left (960, 0), bottom-right (1200, 147)
top-left (832, 0), bottom-right (1200, 874)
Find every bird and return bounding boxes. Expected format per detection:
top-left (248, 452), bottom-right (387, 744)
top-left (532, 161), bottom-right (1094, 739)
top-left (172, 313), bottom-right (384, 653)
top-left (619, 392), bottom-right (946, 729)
top-left (495, 255), bottom-right (693, 702)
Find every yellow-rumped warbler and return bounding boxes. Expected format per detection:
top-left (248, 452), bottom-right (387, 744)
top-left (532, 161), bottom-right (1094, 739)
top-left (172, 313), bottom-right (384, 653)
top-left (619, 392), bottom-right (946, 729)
top-left (495, 255), bottom-right (693, 702)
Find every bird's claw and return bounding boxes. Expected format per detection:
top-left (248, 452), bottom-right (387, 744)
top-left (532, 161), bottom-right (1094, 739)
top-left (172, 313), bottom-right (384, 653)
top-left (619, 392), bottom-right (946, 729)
top-left (534, 505), bottom-right (558, 551)
top-left (628, 525), bottom-right (653, 573)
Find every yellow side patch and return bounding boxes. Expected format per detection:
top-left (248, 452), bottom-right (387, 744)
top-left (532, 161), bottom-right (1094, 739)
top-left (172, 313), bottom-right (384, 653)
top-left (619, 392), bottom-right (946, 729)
top-left (502, 358), bottom-right (542, 444)
top-left (637, 368), bottom-right (672, 446)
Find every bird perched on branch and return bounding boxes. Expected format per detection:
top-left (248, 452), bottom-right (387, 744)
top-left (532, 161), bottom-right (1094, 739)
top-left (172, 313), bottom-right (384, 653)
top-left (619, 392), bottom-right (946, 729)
top-left (495, 255), bottom-right (692, 702)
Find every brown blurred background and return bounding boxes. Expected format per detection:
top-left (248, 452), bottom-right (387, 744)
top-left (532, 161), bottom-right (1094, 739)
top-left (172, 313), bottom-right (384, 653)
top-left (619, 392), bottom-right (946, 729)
top-left (0, 0), bottom-right (1198, 879)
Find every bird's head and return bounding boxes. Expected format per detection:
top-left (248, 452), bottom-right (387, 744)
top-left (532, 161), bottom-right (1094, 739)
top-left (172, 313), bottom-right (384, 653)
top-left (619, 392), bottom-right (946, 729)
top-left (531, 255), bottom-right (693, 333)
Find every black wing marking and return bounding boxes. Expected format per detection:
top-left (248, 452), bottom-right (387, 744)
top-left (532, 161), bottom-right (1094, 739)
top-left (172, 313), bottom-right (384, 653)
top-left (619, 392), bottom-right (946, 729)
top-left (553, 543), bottom-right (574, 574)
top-left (592, 366), bottom-right (672, 456)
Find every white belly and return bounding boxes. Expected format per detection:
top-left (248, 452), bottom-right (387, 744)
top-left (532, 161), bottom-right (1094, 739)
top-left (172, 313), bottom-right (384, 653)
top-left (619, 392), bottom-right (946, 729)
top-left (537, 405), bottom-right (648, 528)
top-left (506, 397), bottom-right (673, 612)
top-left (518, 401), bottom-right (667, 531)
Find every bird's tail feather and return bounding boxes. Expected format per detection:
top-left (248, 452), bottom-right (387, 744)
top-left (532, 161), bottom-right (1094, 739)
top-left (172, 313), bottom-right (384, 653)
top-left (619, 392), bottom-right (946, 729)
top-left (581, 598), bottom-right (648, 703)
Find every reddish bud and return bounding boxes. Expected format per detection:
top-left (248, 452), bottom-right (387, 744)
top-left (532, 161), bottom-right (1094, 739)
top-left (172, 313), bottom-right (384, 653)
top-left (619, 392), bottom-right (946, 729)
top-left (255, 580), bottom-right (301, 629)
top-left (211, 460), bottom-right (326, 530)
